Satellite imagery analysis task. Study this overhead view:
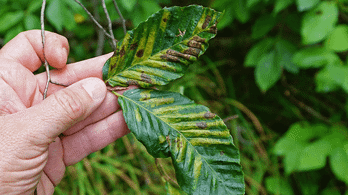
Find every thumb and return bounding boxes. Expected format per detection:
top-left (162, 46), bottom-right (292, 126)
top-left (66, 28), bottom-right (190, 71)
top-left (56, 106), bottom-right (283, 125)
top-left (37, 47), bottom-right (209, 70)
top-left (18, 78), bottom-right (107, 144)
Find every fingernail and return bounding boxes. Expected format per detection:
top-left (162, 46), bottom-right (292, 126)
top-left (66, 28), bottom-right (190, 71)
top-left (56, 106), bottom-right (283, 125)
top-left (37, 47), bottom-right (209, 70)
top-left (82, 78), bottom-right (106, 102)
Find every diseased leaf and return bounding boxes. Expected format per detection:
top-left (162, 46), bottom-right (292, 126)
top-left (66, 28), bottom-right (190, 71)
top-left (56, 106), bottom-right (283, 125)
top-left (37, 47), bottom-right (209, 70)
top-left (116, 89), bottom-right (245, 194)
top-left (104, 5), bottom-right (222, 88)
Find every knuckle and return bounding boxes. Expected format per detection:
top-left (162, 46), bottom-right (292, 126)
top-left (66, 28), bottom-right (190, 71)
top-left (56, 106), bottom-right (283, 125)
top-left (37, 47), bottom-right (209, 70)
top-left (53, 89), bottom-right (85, 120)
top-left (0, 101), bottom-right (17, 115)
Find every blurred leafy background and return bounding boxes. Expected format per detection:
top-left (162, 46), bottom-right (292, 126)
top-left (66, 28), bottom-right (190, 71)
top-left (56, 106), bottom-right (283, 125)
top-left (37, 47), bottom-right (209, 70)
top-left (1, 0), bottom-right (348, 194)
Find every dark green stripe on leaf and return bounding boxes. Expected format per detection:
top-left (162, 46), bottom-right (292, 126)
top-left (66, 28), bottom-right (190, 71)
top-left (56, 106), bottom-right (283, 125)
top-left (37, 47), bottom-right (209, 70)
top-left (116, 89), bottom-right (245, 194)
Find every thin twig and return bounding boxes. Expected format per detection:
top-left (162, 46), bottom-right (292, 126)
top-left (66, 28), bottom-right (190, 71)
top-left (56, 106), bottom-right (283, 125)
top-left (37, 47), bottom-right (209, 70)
top-left (101, 0), bottom-right (116, 50)
top-left (112, 0), bottom-right (127, 35)
top-left (93, 0), bottom-right (105, 56)
top-left (73, 0), bottom-right (114, 40)
top-left (41, 0), bottom-right (50, 99)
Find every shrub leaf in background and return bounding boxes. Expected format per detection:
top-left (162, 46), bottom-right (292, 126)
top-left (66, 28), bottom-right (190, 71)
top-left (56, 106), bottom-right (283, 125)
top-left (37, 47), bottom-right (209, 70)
top-left (296, 0), bottom-right (320, 12)
top-left (330, 147), bottom-right (348, 184)
top-left (316, 65), bottom-right (348, 93)
top-left (47, 0), bottom-right (76, 32)
top-left (255, 51), bottom-right (282, 92)
top-left (325, 25), bottom-right (348, 52)
top-left (274, 122), bottom-right (348, 180)
top-left (0, 11), bottom-right (24, 33)
top-left (275, 39), bottom-right (299, 74)
top-left (274, 0), bottom-right (294, 14)
top-left (251, 14), bottom-right (276, 39)
top-left (116, 89), bottom-right (245, 194)
top-left (301, 1), bottom-right (338, 45)
top-left (103, 5), bottom-right (221, 88)
top-left (244, 38), bottom-right (274, 67)
top-left (292, 47), bottom-right (338, 69)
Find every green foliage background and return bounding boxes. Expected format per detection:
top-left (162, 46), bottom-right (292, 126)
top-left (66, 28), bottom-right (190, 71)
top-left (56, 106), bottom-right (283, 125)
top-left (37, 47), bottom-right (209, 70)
top-left (1, 0), bottom-right (348, 194)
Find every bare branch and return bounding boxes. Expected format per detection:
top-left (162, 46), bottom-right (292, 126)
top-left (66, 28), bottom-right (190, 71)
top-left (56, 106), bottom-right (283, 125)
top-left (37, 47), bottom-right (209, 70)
top-left (112, 0), bottom-right (127, 35)
top-left (93, 0), bottom-right (105, 56)
top-left (73, 0), bottom-right (114, 40)
top-left (101, 0), bottom-right (116, 50)
top-left (41, 0), bottom-right (50, 99)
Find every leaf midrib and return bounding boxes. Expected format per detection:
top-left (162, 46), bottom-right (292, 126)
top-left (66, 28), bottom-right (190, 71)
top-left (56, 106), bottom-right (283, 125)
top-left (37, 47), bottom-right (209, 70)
top-left (113, 91), bottom-right (229, 191)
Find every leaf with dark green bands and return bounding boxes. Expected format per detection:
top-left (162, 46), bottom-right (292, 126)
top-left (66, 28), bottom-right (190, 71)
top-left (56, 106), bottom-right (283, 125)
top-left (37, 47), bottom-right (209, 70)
top-left (104, 5), bottom-right (222, 88)
top-left (116, 89), bottom-right (245, 194)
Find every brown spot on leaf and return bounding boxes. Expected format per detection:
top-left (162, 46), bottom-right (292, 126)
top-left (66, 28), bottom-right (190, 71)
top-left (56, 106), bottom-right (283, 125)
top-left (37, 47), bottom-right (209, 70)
top-left (112, 48), bottom-right (119, 57)
top-left (316, 10), bottom-right (322, 15)
top-left (160, 54), bottom-right (180, 62)
top-left (136, 49), bottom-right (144, 57)
top-left (120, 46), bottom-right (125, 57)
top-left (107, 86), bottom-right (128, 91)
top-left (166, 135), bottom-right (171, 147)
top-left (126, 80), bottom-right (139, 86)
top-left (204, 112), bottom-right (216, 119)
top-left (202, 15), bottom-right (212, 29)
top-left (209, 24), bottom-right (217, 34)
top-left (188, 40), bottom-right (202, 49)
top-left (184, 47), bottom-right (200, 57)
top-left (167, 49), bottom-right (191, 60)
top-left (196, 122), bottom-right (208, 129)
top-left (220, 151), bottom-right (224, 156)
top-left (141, 73), bottom-right (152, 84)
top-left (193, 36), bottom-right (206, 43)
top-left (176, 137), bottom-right (182, 149)
top-left (130, 42), bottom-right (138, 50)
top-left (163, 18), bottom-right (168, 22)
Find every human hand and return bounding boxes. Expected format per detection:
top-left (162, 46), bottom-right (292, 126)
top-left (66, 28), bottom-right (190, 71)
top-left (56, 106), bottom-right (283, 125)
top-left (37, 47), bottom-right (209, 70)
top-left (0, 30), bottom-right (131, 194)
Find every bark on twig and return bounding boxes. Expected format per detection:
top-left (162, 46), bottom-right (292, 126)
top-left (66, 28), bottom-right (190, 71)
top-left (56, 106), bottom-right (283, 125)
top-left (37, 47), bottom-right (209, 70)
top-left (101, 0), bottom-right (116, 50)
top-left (93, 0), bottom-right (105, 56)
top-left (41, 0), bottom-right (50, 99)
top-left (112, 0), bottom-right (127, 35)
top-left (73, 0), bottom-right (114, 40)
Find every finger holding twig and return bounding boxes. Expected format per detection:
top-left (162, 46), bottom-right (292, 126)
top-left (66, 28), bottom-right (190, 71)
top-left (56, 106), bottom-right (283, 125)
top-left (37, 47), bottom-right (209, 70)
top-left (41, 0), bottom-right (50, 99)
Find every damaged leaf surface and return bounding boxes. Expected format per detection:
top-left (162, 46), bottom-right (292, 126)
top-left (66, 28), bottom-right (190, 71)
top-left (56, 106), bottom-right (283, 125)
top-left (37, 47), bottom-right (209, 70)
top-left (116, 89), bottom-right (245, 194)
top-left (103, 5), bottom-right (222, 87)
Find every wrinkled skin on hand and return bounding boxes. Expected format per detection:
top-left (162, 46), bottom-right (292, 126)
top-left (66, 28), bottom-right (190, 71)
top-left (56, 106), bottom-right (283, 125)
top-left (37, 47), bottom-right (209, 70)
top-left (0, 30), bottom-right (133, 194)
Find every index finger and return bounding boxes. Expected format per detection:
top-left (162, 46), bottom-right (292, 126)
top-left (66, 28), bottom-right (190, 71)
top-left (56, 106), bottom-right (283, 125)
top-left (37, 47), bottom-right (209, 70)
top-left (35, 52), bottom-right (113, 96)
top-left (0, 30), bottom-right (69, 72)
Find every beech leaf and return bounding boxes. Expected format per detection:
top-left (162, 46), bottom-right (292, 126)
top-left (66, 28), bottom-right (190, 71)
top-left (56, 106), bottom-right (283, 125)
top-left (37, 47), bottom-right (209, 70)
top-left (103, 5), bottom-right (222, 87)
top-left (115, 89), bottom-right (245, 194)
